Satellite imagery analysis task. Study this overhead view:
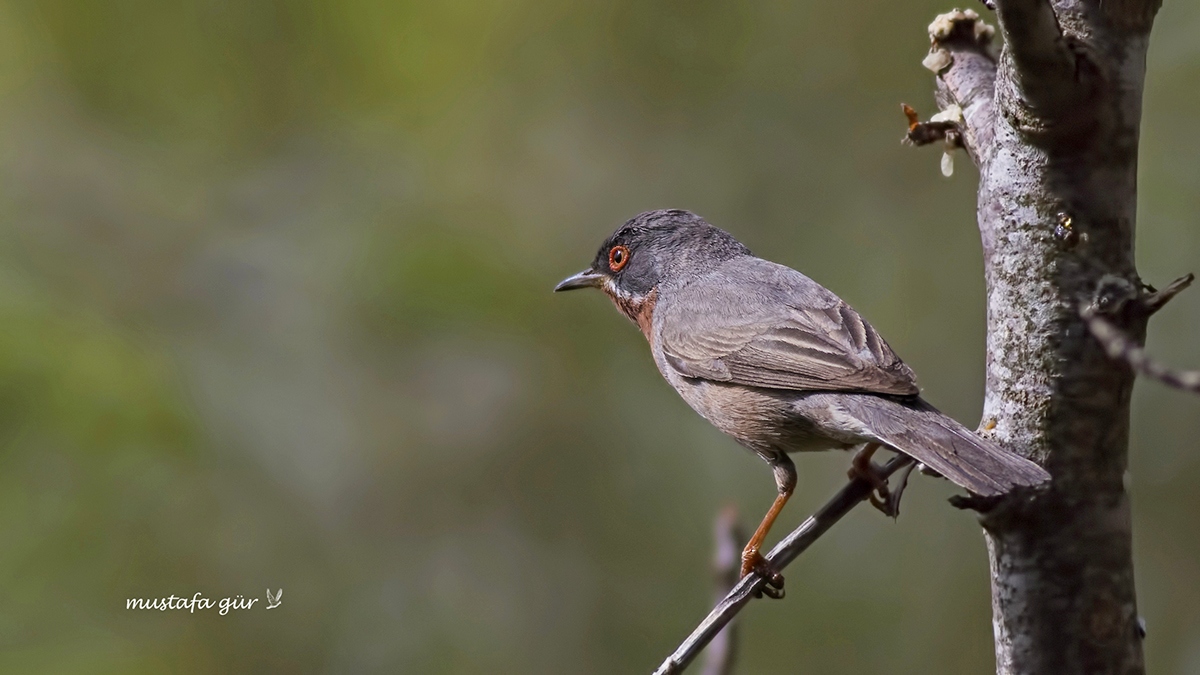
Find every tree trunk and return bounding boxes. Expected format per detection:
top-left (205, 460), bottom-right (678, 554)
top-left (917, 1), bottom-right (1162, 672)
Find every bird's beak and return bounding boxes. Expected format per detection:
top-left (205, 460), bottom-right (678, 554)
top-left (554, 268), bottom-right (606, 292)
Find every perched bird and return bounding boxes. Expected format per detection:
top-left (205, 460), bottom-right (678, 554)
top-left (555, 209), bottom-right (1049, 589)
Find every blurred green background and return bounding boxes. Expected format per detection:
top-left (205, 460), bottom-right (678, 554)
top-left (0, 0), bottom-right (1197, 672)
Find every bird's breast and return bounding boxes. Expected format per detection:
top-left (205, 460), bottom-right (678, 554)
top-left (650, 347), bottom-right (839, 456)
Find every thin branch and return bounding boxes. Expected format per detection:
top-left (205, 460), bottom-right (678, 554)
top-left (1080, 273), bottom-right (1198, 394)
top-left (1082, 312), bottom-right (1200, 395)
top-left (653, 455), bottom-right (915, 675)
top-left (1143, 273), bottom-right (1195, 315)
top-left (700, 507), bottom-right (744, 675)
top-left (901, 103), bottom-right (960, 148)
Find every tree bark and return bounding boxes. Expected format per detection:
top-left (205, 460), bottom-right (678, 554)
top-left (915, 1), bottom-right (1162, 672)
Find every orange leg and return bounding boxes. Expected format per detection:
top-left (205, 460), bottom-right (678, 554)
top-left (739, 488), bottom-right (792, 578)
top-left (739, 454), bottom-right (796, 597)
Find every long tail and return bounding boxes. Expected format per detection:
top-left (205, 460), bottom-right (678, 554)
top-left (834, 395), bottom-right (1049, 496)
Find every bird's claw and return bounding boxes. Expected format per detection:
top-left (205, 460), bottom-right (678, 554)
top-left (854, 458), bottom-right (919, 519)
top-left (741, 550), bottom-right (785, 599)
top-left (868, 488), bottom-right (898, 518)
top-left (848, 458), bottom-right (898, 518)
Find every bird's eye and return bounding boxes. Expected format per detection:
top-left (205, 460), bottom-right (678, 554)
top-left (608, 245), bottom-right (630, 272)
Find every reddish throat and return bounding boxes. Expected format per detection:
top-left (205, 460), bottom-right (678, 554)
top-left (605, 287), bottom-right (658, 342)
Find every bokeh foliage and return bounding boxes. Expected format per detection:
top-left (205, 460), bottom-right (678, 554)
top-left (0, 0), bottom-right (1198, 672)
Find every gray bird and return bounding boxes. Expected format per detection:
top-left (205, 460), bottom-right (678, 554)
top-left (555, 209), bottom-right (1049, 588)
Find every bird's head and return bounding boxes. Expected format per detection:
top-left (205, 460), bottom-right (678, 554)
top-left (554, 210), bottom-right (750, 310)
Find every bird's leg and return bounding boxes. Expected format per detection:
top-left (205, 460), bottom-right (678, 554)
top-left (740, 454), bottom-right (795, 599)
top-left (847, 443), bottom-right (897, 517)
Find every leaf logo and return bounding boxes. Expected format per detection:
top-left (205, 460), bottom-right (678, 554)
top-left (266, 588), bottom-right (283, 609)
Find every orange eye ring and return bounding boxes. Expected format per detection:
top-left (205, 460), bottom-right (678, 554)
top-left (608, 245), bottom-right (630, 272)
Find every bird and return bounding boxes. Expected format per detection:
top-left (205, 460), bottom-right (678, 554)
top-left (555, 209), bottom-right (1050, 591)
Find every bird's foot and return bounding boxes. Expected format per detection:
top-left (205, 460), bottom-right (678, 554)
top-left (740, 549), bottom-right (785, 599)
top-left (848, 450), bottom-right (898, 518)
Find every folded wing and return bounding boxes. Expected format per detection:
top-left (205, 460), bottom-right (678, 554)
top-left (660, 258), bottom-right (919, 396)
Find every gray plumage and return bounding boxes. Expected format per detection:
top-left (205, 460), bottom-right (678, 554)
top-left (658, 256), bottom-right (919, 396)
top-left (652, 253), bottom-right (1046, 496)
top-left (558, 209), bottom-right (1049, 500)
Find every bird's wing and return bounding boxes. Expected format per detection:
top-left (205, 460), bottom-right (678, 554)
top-left (659, 258), bottom-right (919, 396)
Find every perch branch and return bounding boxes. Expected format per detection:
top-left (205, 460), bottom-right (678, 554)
top-left (652, 454), bottom-right (915, 675)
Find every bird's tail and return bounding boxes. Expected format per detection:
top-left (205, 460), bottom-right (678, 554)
top-left (835, 395), bottom-right (1049, 496)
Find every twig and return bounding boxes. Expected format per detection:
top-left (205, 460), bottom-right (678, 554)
top-left (1143, 273), bottom-right (1195, 315)
top-left (1082, 304), bottom-right (1200, 396)
top-left (700, 507), bottom-right (744, 675)
top-left (901, 103), bottom-right (961, 148)
top-left (900, 103), bottom-right (965, 177)
top-left (653, 454), bottom-right (915, 675)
